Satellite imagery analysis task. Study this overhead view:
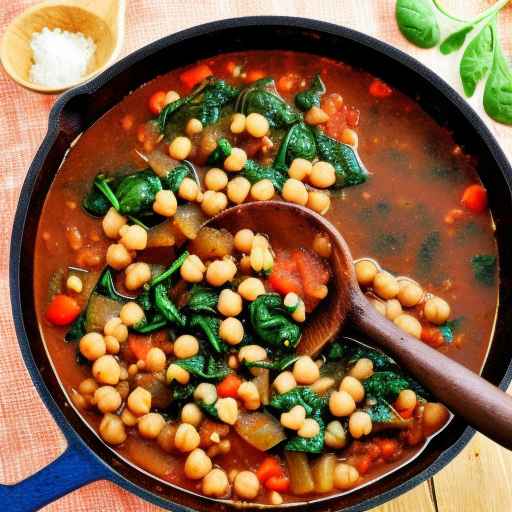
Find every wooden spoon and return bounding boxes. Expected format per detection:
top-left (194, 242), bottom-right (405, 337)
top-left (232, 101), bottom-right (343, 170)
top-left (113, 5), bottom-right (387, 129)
top-left (209, 201), bottom-right (512, 450)
top-left (1, 0), bottom-right (126, 93)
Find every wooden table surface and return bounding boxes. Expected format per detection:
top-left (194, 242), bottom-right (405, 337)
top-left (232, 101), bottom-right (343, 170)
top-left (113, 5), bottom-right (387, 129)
top-left (0, 1), bottom-right (511, 511)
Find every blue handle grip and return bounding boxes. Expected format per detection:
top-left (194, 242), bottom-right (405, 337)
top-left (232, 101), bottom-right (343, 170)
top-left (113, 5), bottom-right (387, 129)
top-left (0, 441), bottom-right (108, 511)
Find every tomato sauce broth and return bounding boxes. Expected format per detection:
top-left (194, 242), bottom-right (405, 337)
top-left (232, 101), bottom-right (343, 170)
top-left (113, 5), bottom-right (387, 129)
top-left (33, 51), bottom-right (498, 503)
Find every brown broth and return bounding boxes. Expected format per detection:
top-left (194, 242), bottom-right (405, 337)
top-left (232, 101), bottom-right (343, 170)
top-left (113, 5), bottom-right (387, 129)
top-left (34, 51), bottom-right (498, 504)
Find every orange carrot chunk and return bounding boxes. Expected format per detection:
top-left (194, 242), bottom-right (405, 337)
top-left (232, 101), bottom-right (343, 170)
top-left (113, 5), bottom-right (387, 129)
top-left (216, 374), bottom-right (242, 398)
top-left (461, 184), bottom-right (487, 213)
top-left (256, 456), bottom-right (284, 483)
top-left (180, 64), bottom-right (213, 89)
top-left (45, 294), bottom-right (81, 326)
top-left (265, 475), bottom-right (290, 492)
top-left (369, 79), bottom-right (393, 98)
top-left (245, 69), bottom-right (266, 83)
top-left (148, 91), bottom-right (167, 115)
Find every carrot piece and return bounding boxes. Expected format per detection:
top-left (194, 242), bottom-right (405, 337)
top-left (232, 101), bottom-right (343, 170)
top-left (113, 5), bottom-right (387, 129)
top-left (461, 184), bottom-right (487, 213)
top-left (245, 69), bottom-right (266, 83)
top-left (148, 90), bottom-right (167, 115)
top-left (397, 407), bottom-right (415, 419)
top-left (268, 252), bottom-right (303, 297)
top-left (180, 64), bottom-right (213, 89)
top-left (45, 294), bottom-right (81, 326)
top-left (256, 457), bottom-right (284, 482)
top-left (265, 475), bottom-right (290, 493)
top-left (376, 438), bottom-right (400, 460)
top-left (293, 248), bottom-right (330, 311)
top-left (369, 79), bottom-right (392, 98)
top-left (216, 374), bottom-right (242, 398)
top-left (128, 334), bottom-right (153, 362)
top-left (353, 455), bottom-right (371, 475)
top-left (421, 326), bottom-right (444, 348)
top-left (277, 73), bottom-right (300, 93)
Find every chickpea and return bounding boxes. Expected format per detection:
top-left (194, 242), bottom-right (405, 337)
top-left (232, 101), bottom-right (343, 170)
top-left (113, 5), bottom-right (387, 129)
top-left (284, 292), bottom-right (305, 323)
top-left (194, 382), bottom-right (217, 405)
top-left (174, 334), bottom-right (199, 359)
top-left (121, 225), bottom-right (148, 251)
top-left (234, 229), bottom-right (254, 253)
top-left (206, 259), bottom-right (237, 287)
top-left (230, 113), bottom-right (246, 134)
top-left (282, 178), bottom-right (309, 206)
top-left (305, 105), bottom-right (329, 125)
top-left (104, 335), bottom-right (120, 355)
top-left (341, 128), bottom-right (358, 147)
top-left (329, 390), bottom-right (356, 417)
top-left (175, 423), bottom-right (201, 452)
top-left (422, 402), bottom-right (450, 435)
top-left (79, 377), bottom-right (98, 395)
top-left (181, 403), bottom-right (203, 427)
top-left (180, 254), bottom-right (206, 283)
top-left (246, 113), bottom-right (269, 138)
top-left (309, 161), bottom-right (336, 188)
top-left (238, 277), bottom-right (265, 301)
top-left (250, 179), bottom-right (275, 201)
top-left (397, 280), bottom-right (424, 307)
top-left (102, 207), bottom-right (127, 239)
top-left (307, 191), bottom-right (331, 215)
top-left (370, 298), bottom-right (386, 316)
top-left (273, 371), bottom-right (297, 394)
top-left (349, 358), bottom-right (374, 381)
top-left (217, 289), bottom-right (243, 317)
top-left (219, 317), bottom-right (244, 345)
top-left (65, 275), bottom-right (83, 294)
top-left (339, 376), bottom-right (365, 402)
top-left (157, 422), bottom-right (177, 452)
top-left (166, 364), bottom-right (190, 385)
top-left (165, 90), bottom-right (180, 104)
top-left (185, 448), bottom-right (212, 480)
top-left (238, 344), bottom-right (267, 363)
top-left (99, 413), bottom-right (126, 445)
top-left (349, 411), bottom-right (372, 438)
top-left (298, 418), bottom-right (320, 438)
top-left (334, 463), bottom-right (359, 490)
top-left (234, 470), bottom-right (260, 499)
top-left (169, 136), bottom-right (192, 160)
top-left (201, 190), bottom-right (228, 217)
top-left (224, 147), bottom-right (247, 172)
top-left (127, 386), bottom-right (151, 415)
top-left (125, 262), bottom-right (151, 291)
top-left (138, 412), bottom-right (165, 439)
top-left (79, 332), bottom-right (106, 361)
top-left (186, 118), bottom-right (203, 137)
top-left (281, 405), bottom-right (306, 430)
top-left (92, 355), bottom-right (120, 385)
top-left (270, 491), bottom-right (283, 505)
top-left (120, 302), bottom-right (145, 327)
top-left (355, 259), bottom-right (378, 286)
top-left (312, 233), bottom-right (332, 258)
top-left (228, 354), bottom-right (239, 369)
top-left (424, 297), bottom-right (450, 325)
top-left (385, 298), bottom-right (403, 321)
top-left (288, 158), bottom-right (312, 181)
top-left (94, 386), bottom-right (122, 413)
top-left (106, 243), bottom-right (132, 270)
top-left (239, 255), bottom-right (252, 274)
top-left (202, 468), bottom-right (229, 497)
top-left (396, 389), bottom-right (417, 411)
top-left (237, 381), bottom-right (261, 410)
top-left (324, 420), bottom-right (347, 449)
top-left (216, 397), bottom-right (238, 425)
top-left (204, 168), bottom-right (228, 192)
top-left (121, 407), bottom-right (138, 427)
top-left (374, 271), bottom-right (399, 300)
top-left (227, 176), bottom-right (251, 204)
top-left (394, 313), bottom-right (422, 338)
top-left (178, 177), bottom-right (200, 202)
top-left (153, 189), bottom-right (178, 217)
top-left (293, 356), bottom-right (320, 385)
top-left (310, 376), bottom-right (336, 394)
top-left (145, 347), bottom-right (166, 372)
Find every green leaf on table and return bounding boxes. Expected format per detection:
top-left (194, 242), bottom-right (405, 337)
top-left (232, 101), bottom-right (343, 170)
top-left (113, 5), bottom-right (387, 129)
top-left (440, 25), bottom-right (474, 55)
top-left (395, 0), bottom-right (441, 49)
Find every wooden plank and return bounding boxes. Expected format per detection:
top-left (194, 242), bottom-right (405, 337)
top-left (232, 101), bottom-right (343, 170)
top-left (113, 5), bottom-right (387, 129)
top-left (369, 481), bottom-right (435, 512)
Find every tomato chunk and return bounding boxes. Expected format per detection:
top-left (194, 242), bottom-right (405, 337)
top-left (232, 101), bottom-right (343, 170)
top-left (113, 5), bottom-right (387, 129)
top-left (461, 184), bottom-right (487, 213)
top-left (128, 334), bottom-right (153, 362)
top-left (216, 374), bottom-right (242, 398)
top-left (257, 456), bottom-right (284, 483)
top-left (45, 294), bottom-right (81, 326)
top-left (369, 79), bottom-right (392, 98)
top-left (265, 475), bottom-right (290, 492)
top-left (148, 90), bottom-right (166, 115)
top-left (180, 64), bottom-right (213, 89)
top-left (245, 69), bottom-right (266, 83)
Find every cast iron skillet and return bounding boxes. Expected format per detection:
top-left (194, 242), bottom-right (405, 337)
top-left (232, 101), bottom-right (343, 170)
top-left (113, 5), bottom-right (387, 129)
top-left (4, 16), bottom-right (512, 512)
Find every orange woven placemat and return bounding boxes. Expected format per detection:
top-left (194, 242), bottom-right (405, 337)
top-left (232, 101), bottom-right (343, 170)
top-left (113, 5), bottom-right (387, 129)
top-left (1, 1), bottom-right (510, 510)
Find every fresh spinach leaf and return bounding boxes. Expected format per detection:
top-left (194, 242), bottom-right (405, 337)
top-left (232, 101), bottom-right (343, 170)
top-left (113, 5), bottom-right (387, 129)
top-left (189, 315), bottom-right (225, 353)
top-left (274, 123), bottom-right (317, 171)
top-left (440, 25), bottom-right (474, 55)
top-left (396, 0), bottom-right (441, 49)
top-left (471, 254), bottom-right (497, 286)
top-left (115, 170), bottom-right (162, 215)
top-left (186, 285), bottom-right (219, 315)
top-left (150, 251), bottom-right (189, 287)
top-left (241, 160), bottom-right (287, 192)
top-left (295, 74), bottom-right (326, 111)
top-left (154, 283), bottom-right (187, 328)
top-left (207, 138), bottom-right (232, 166)
top-left (160, 163), bottom-right (192, 194)
top-left (175, 355), bottom-right (229, 381)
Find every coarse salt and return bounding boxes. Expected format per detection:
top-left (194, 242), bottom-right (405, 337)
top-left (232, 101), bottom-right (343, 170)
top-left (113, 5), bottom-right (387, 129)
top-left (29, 27), bottom-right (96, 88)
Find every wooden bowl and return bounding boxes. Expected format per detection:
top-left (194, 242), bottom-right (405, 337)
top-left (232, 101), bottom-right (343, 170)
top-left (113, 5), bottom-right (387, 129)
top-left (0, 0), bottom-right (125, 93)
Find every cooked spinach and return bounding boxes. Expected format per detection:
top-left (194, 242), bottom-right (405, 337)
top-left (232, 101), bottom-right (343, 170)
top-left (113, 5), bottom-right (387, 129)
top-left (416, 231), bottom-right (440, 276)
top-left (189, 315), bottom-right (225, 353)
top-left (82, 184), bottom-right (111, 217)
top-left (285, 411), bottom-right (325, 454)
top-left (274, 122), bottom-right (317, 171)
top-left (65, 311), bottom-right (87, 341)
top-left (160, 163), bottom-right (192, 194)
top-left (196, 400), bottom-right (220, 419)
top-left (372, 232), bottom-right (406, 257)
top-left (326, 341), bottom-right (346, 361)
top-left (439, 317), bottom-right (463, 343)
top-left (84, 174), bottom-right (120, 214)
top-left (249, 294), bottom-right (301, 350)
top-left (175, 355), bottom-right (229, 381)
top-left (363, 371), bottom-right (410, 402)
top-left (365, 399), bottom-right (395, 424)
top-left (172, 383), bottom-right (195, 402)
top-left (315, 131), bottom-right (369, 188)
top-left (244, 354), bottom-right (299, 372)
top-left (241, 159), bottom-right (287, 193)
top-left (115, 170), bottom-right (162, 215)
top-left (154, 283), bottom-right (187, 328)
top-left (395, 0), bottom-right (440, 49)
top-left (186, 285), bottom-right (219, 315)
top-left (207, 138), bottom-right (232, 166)
top-left (295, 74), bottom-right (326, 111)
top-left (270, 387), bottom-right (326, 416)
top-left (471, 254), bottom-right (497, 286)
top-left (150, 251), bottom-right (189, 287)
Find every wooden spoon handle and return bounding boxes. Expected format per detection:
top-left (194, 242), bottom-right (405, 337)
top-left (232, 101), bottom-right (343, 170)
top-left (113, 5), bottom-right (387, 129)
top-left (352, 294), bottom-right (512, 450)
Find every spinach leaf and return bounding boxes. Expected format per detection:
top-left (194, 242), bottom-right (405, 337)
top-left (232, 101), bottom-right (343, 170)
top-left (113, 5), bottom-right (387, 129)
top-left (285, 412), bottom-right (325, 454)
top-left (133, 314), bottom-right (168, 334)
top-left (151, 251), bottom-right (189, 287)
top-left (274, 123), bottom-right (317, 171)
top-left (440, 25), bottom-right (474, 55)
top-left (315, 131), bottom-right (369, 188)
top-left (484, 34), bottom-right (512, 125)
top-left (65, 311), bottom-right (87, 341)
top-left (326, 342), bottom-right (346, 361)
top-left (363, 371), bottom-right (410, 402)
top-left (84, 174), bottom-right (120, 213)
top-left (115, 170), bottom-right (162, 215)
top-left (270, 387), bottom-right (326, 416)
top-left (82, 186), bottom-right (111, 217)
top-left (160, 163), bottom-right (192, 194)
top-left (471, 254), bottom-right (497, 286)
top-left (207, 138), bottom-right (232, 166)
top-left (237, 78), bottom-right (301, 128)
top-left (249, 294), bottom-right (301, 350)
top-left (346, 344), bottom-right (397, 372)
top-left (295, 74), bottom-right (326, 111)
top-left (460, 21), bottom-right (495, 97)
top-left (154, 283), bottom-right (187, 328)
top-left (175, 355), bottom-right (229, 381)
top-left (172, 383), bottom-right (195, 402)
top-left (189, 315), bottom-right (225, 353)
top-left (241, 160), bottom-right (287, 193)
top-left (439, 317), bottom-right (463, 343)
top-left (416, 231), bottom-right (440, 276)
top-left (186, 285), bottom-right (219, 315)
top-left (395, 0), bottom-right (441, 49)
top-left (196, 400), bottom-right (220, 419)
top-left (372, 232), bottom-right (406, 257)
top-left (365, 399), bottom-right (394, 424)
top-left (244, 354), bottom-right (299, 371)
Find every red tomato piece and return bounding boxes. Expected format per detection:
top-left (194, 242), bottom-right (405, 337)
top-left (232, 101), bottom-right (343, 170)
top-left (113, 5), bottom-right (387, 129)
top-left (180, 64), bottom-right (213, 89)
top-left (353, 454), bottom-right (371, 475)
top-left (148, 90), bottom-right (166, 115)
top-left (128, 334), bottom-right (153, 362)
top-left (421, 326), bottom-right (444, 348)
top-left (245, 69), bottom-right (266, 83)
top-left (276, 72), bottom-right (301, 93)
top-left (346, 107), bottom-right (360, 128)
top-left (264, 475), bottom-right (290, 493)
top-left (256, 456), bottom-right (284, 482)
top-left (216, 374), bottom-right (242, 398)
top-left (45, 294), bottom-right (81, 326)
top-left (268, 251), bottom-right (303, 297)
top-left (369, 79), bottom-right (393, 98)
top-left (293, 248), bottom-right (330, 311)
top-left (376, 438), bottom-right (400, 460)
top-left (461, 184), bottom-right (488, 213)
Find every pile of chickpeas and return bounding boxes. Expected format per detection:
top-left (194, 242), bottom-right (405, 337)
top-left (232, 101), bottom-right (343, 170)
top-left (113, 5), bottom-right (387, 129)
top-left (354, 258), bottom-right (451, 339)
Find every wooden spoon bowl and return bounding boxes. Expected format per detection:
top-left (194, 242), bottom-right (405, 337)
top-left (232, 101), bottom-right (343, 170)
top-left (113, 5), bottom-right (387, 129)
top-left (1, 0), bottom-right (125, 93)
top-left (209, 201), bottom-right (512, 450)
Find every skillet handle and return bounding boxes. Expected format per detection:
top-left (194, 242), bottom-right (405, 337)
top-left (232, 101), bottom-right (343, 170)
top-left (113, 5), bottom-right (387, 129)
top-left (0, 441), bottom-right (108, 511)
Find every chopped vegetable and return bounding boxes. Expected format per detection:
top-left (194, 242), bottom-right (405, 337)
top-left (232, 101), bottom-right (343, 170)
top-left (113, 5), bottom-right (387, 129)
top-left (148, 90), bottom-right (167, 115)
top-left (295, 74), bottom-right (326, 111)
top-left (45, 294), bottom-right (81, 326)
top-left (234, 411), bottom-right (287, 451)
top-left (189, 315), bottom-right (225, 353)
top-left (185, 285), bottom-right (219, 315)
top-left (285, 451), bottom-right (315, 495)
top-left (216, 374), bottom-right (242, 397)
top-left (189, 227), bottom-right (234, 261)
top-left (241, 159), bottom-right (287, 193)
top-left (180, 64), bottom-right (213, 89)
top-left (85, 293), bottom-right (123, 332)
top-left (207, 137), bottom-right (232, 165)
top-left (461, 184), bottom-right (488, 213)
top-left (153, 283), bottom-right (187, 328)
top-left (369, 79), bottom-right (393, 98)
top-left (312, 453), bottom-right (335, 493)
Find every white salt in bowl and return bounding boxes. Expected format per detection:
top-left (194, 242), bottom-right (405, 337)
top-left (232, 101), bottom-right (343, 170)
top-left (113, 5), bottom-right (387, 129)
top-left (0, 0), bottom-right (125, 93)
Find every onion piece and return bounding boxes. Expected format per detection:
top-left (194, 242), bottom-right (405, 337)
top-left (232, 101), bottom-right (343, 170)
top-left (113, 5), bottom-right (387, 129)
top-left (234, 411), bottom-right (286, 451)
